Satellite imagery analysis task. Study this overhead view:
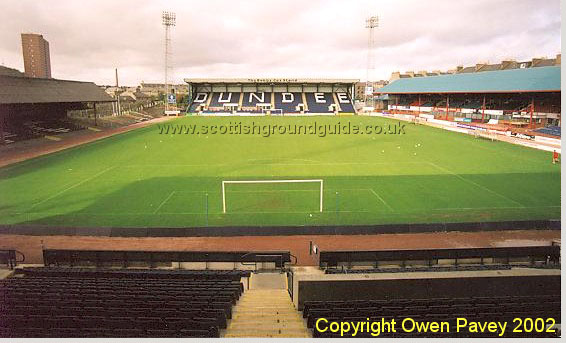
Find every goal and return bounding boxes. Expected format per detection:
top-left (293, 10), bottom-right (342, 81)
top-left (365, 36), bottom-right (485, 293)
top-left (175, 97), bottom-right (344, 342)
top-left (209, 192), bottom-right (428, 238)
top-left (222, 179), bottom-right (323, 213)
top-left (261, 108), bottom-right (283, 116)
top-left (470, 129), bottom-right (496, 141)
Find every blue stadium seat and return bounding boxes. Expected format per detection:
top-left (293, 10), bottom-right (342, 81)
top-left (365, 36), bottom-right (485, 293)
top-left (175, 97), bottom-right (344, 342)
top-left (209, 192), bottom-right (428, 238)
top-left (534, 126), bottom-right (561, 137)
top-left (274, 92), bottom-right (302, 114)
top-left (305, 93), bottom-right (333, 113)
top-left (207, 92), bottom-right (241, 110)
top-left (336, 92), bottom-right (355, 112)
top-left (241, 92), bottom-right (271, 112)
top-left (188, 94), bottom-right (210, 112)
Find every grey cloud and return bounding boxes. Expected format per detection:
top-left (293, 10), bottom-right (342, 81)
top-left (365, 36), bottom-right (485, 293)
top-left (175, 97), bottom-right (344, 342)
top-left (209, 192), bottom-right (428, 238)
top-left (0, 0), bottom-right (560, 85)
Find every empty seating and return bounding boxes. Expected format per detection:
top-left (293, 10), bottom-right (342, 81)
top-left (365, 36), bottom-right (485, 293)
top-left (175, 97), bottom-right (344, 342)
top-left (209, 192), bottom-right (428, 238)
top-left (319, 246), bottom-right (561, 268)
top-left (274, 92), bottom-right (302, 113)
top-left (207, 92), bottom-right (241, 109)
top-left (304, 93), bottom-right (333, 113)
top-left (17, 266), bottom-right (251, 280)
top-left (0, 268), bottom-right (247, 338)
top-left (41, 249), bottom-right (290, 271)
top-left (534, 126), bottom-right (561, 137)
top-left (186, 91), bottom-right (356, 114)
top-left (241, 92), bottom-right (272, 111)
top-left (338, 97), bottom-right (355, 112)
top-left (303, 295), bottom-right (560, 338)
top-left (325, 264), bottom-right (520, 274)
top-left (3, 118), bottom-right (85, 142)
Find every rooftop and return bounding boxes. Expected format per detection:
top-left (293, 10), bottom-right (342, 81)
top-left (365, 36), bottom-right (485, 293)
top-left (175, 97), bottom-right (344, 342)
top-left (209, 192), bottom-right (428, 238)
top-left (378, 66), bottom-right (560, 94)
top-left (0, 75), bottom-right (115, 104)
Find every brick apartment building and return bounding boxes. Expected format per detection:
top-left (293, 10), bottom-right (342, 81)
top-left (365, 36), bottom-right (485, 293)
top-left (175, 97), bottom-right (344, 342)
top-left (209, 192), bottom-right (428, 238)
top-left (21, 33), bottom-right (51, 78)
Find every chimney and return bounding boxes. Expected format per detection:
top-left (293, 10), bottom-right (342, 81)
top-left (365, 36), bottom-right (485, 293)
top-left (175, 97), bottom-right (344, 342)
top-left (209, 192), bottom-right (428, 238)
top-left (531, 57), bottom-right (545, 67)
top-left (389, 71), bottom-right (401, 81)
top-left (501, 60), bottom-right (517, 70)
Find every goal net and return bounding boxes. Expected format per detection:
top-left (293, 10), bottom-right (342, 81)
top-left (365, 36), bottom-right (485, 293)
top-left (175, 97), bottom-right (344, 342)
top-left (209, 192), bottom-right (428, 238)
top-left (222, 179), bottom-right (323, 213)
top-left (469, 129), bottom-right (497, 141)
top-left (261, 108), bottom-right (283, 116)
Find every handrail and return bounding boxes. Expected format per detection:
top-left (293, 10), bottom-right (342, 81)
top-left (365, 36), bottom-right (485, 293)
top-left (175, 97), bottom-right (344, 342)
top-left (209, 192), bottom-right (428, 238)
top-left (15, 250), bottom-right (25, 263)
top-left (289, 253), bottom-right (298, 265)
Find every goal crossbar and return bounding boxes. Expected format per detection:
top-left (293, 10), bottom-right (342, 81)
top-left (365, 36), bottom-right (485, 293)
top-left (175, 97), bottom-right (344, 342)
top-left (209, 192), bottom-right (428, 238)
top-left (222, 179), bottom-right (323, 213)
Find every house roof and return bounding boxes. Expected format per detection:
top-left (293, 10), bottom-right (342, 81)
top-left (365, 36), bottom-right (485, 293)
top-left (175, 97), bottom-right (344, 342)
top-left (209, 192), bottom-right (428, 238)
top-left (377, 66), bottom-right (560, 94)
top-left (0, 75), bottom-right (114, 104)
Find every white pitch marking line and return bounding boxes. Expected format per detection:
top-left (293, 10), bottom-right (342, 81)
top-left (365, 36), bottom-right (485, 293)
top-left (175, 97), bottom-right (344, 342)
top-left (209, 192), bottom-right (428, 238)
top-left (156, 210), bottom-right (372, 215)
top-left (7, 205), bottom-right (559, 216)
top-left (121, 161), bottom-right (428, 167)
top-left (427, 161), bottom-right (525, 208)
top-left (432, 205), bottom-right (560, 211)
top-left (174, 191), bottom-right (210, 193)
top-left (223, 187), bottom-right (390, 209)
top-left (29, 166), bottom-right (115, 210)
top-left (368, 188), bottom-right (394, 212)
top-left (192, 210), bottom-right (371, 215)
top-left (227, 190), bottom-right (318, 193)
top-left (153, 191), bottom-right (176, 214)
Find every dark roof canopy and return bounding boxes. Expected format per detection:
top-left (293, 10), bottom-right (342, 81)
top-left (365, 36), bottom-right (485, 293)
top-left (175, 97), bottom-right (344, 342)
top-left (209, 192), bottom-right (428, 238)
top-left (0, 66), bottom-right (25, 78)
top-left (0, 75), bottom-right (114, 105)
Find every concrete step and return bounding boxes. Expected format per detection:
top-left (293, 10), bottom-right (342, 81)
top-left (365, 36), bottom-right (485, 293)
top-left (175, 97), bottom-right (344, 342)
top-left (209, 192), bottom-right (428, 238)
top-left (228, 321), bottom-right (307, 330)
top-left (237, 299), bottom-right (292, 304)
top-left (224, 328), bottom-right (310, 337)
top-left (232, 313), bottom-right (297, 323)
top-left (242, 289), bottom-right (288, 294)
top-left (235, 307), bottom-right (296, 312)
top-left (224, 286), bottom-right (310, 338)
top-left (224, 332), bottom-right (310, 338)
top-left (228, 317), bottom-right (306, 325)
top-left (232, 308), bottom-right (298, 316)
top-left (238, 303), bottom-right (295, 310)
top-left (235, 303), bottom-right (295, 309)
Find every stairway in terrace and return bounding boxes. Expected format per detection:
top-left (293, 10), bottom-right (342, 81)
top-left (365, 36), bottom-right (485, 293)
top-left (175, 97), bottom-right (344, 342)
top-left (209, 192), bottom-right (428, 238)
top-left (223, 273), bottom-right (310, 338)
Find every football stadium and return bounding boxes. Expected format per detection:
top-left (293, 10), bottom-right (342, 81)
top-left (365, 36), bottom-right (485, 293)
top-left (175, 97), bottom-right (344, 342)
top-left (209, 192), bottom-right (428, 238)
top-left (0, 78), bottom-right (560, 229)
top-left (0, 4), bottom-right (562, 341)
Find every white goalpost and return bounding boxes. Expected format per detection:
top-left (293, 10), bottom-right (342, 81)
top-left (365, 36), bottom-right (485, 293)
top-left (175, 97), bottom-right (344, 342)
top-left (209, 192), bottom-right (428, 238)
top-left (222, 179), bottom-right (324, 213)
top-left (261, 108), bottom-right (283, 116)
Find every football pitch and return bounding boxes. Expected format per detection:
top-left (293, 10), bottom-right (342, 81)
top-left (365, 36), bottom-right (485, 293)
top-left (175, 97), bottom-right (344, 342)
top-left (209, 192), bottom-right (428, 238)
top-left (0, 116), bottom-right (560, 228)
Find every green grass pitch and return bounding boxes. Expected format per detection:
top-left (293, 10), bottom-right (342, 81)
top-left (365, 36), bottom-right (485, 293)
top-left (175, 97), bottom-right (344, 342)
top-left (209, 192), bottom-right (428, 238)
top-left (0, 116), bottom-right (560, 228)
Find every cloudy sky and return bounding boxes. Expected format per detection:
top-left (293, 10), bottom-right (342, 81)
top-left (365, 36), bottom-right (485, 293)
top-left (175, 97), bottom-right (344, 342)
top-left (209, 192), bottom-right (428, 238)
top-left (0, 0), bottom-right (560, 85)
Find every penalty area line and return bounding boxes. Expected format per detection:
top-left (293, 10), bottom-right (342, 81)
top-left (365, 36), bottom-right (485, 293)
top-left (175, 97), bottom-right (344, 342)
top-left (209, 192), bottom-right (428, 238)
top-left (368, 188), bottom-right (394, 212)
top-left (427, 161), bottom-right (525, 208)
top-left (29, 166), bottom-right (116, 210)
top-left (432, 205), bottom-right (560, 211)
top-left (153, 191), bottom-right (176, 214)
